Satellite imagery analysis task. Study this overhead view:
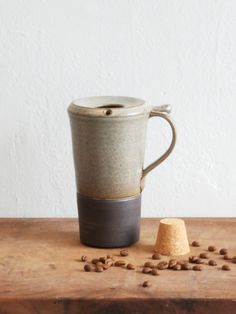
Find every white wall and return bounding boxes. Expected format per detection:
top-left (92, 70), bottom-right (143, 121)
top-left (0, 0), bottom-right (236, 217)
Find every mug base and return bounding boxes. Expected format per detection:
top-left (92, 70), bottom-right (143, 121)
top-left (77, 193), bottom-right (141, 248)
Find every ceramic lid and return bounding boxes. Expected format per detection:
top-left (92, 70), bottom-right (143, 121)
top-left (68, 96), bottom-right (149, 117)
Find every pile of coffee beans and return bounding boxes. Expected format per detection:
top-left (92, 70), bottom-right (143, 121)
top-left (190, 241), bottom-right (236, 270)
top-left (82, 254), bottom-right (115, 273)
top-left (78, 244), bottom-right (235, 288)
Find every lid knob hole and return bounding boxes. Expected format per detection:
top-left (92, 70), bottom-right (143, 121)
top-left (105, 109), bottom-right (112, 116)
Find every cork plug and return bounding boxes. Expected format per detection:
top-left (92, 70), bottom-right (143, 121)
top-left (154, 218), bottom-right (190, 256)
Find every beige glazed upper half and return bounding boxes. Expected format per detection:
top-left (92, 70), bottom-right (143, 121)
top-left (68, 96), bottom-right (176, 200)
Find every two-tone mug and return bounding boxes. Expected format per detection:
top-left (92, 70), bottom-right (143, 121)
top-left (68, 96), bottom-right (176, 247)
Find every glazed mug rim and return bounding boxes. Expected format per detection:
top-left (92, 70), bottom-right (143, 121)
top-left (68, 95), bottom-right (148, 118)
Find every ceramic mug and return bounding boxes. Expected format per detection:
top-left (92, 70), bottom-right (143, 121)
top-left (68, 96), bottom-right (176, 247)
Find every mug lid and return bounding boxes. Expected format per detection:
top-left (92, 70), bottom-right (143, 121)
top-left (68, 96), bottom-right (148, 117)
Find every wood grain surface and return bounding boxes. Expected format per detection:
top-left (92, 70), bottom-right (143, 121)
top-left (0, 218), bottom-right (235, 314)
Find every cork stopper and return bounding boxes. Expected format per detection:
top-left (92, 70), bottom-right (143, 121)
top-left (154, 218), bottom-right (190, 256)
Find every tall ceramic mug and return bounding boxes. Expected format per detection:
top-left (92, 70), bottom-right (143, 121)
top-left (68, 96), bottom-right (176, 247)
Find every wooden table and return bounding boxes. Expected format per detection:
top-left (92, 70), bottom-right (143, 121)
top-left (0, 218), bottom-right (235, 314)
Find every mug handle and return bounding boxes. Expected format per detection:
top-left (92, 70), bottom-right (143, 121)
top-left (141, 105), bottom-right (176, 188)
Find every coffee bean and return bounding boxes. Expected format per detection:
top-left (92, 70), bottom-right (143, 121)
top-left (192, 241), bottom-right (200, 247)
top-left (151, 269), bottom-right (159, 276)
top-left (144, 261), bottom-right (155, 268)
top-left (106, 254), bottom-right (113, 259)
top-left (195, 258), bottom-right (204, 264)
top-left (232, 256), bottom-right (236, 264)
top-left (168, 259), bottom-right (178, 269)
top-left (181, 263), bottom-right (191, 270)
top-left (152, 253), bottom-right (161, 260)
top-left (105, 259), bottom-right (113, 267)
top-left (99, 257), bottom-right (107, 263)
top-left (81, 255), bottom-right (87, 262)
top-left (114, 260), bottom-right (126, 267)
top-left (189, 256), bottom-right (198, 263)
top-left (193, 265), bottom-right (202, 271)
top-left (84, 264), bottom-right (92, 272)
top-left (173, 264), bottom-right (181, 271)
top-left (96, 261), bottom-right (103, 267)
top-left (223, 254), bottom-right (232, 260)
top-left (95, 265), bottom-right (104, 272)
top-left (142, 267), bottom-right (152, 274)
top-left (91, 258), bottom-right (99, 264)
top-left (189, 256), bottom-right (203, 264)
top-left (219, 248), bottom-right (228, 255)
top-left (142, 280), bottom-right (151, 287)
top-left (127, 263), bottom-right (135, 270)
top-left (120, 250), bottom-right (128, 257)
top-left (208, 245), bottom-right (216, 252)
top-left (157, 261), bottom-right (168, 270)
top-left (102, 264), bottom-right (110, 270)
top-left (199, 253), bottom-right (209, 259)
top-left (208, 259), bottom-right (217, 266)
top-left (222, 264), bottom-right (231, 271)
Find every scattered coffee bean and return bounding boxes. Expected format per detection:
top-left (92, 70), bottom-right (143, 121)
top-left (95, 265), bottom-right (104, 272)
top-left (189, 256), bottom-right (198, 263)
top-left (151, 269), bottom-right (159, 276)
top-left (99, 257), bottom-right (107, 263)
top-left (127, 263), bottom-right (135, 270)
top-left (120, 250), bottom-right (128, 257)
top-left (81, 255), bottom-right (87, 262)
top-left (91, 258), bottom-right (99, 264)
top-left (142, 267), bottom-right (152, 274)
top-left (114, 260), bottom-right (126, 267)
top-left (193, 265), bottom-right (202, 271)
top-left (168, 259), bottom-right (178, 269)
top-left (144, 261), bottom-right (155, 268)
top-left (222, 264), bottom-right (231, 271)
top-left (102, 264), bottom-right (110, 270)
top-left (199, 253), bottom-right (209, 259)
top-left (219, 248), bottom-right (228, 255)
top-left (208, 245), bottom-right (216, 252)
top-left (142, 280), bottom-right (151, 287)
top-left (181, 263), bottom-right (191, 270)
top-left (195, 258), bottom-right (204, 264)
top-left (192, 241), bottom-right (200, 247)
top-left (152, 253), bottom-right (161, 260)
top-left (208, 260), bottom-right (217, 266)
top-left (96, 261), bottom-right (104, 267)
top-left (232, 257), bottom-right (236, 264)
top-left (84, 264), bottom-right (92, 272)
top-left (106, 254), bottom-right (113, 259)
top-left (189, 256), bottom-right (203, 264)
top-left (105, 259), bottom-right (113, 267)
top-left (173, 264), bottom-right (181, 271)
top-left (157, 261), bottom-right (168, 270)
top-left (223, 254), bottom-right (232, 260)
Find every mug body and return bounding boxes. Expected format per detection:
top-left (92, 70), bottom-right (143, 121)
top-left (69, 109), bottom-right (148, 199)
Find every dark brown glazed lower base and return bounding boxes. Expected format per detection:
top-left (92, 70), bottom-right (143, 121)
top-left (77, 193), bottom-right (141, 248)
